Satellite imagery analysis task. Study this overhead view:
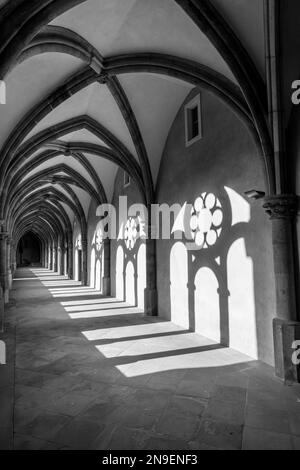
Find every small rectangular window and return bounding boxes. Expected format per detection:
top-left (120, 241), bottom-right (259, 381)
top-left (124, 171), bottom-right (130, 187)
top-left (185, 94), bottom-right (202, 147)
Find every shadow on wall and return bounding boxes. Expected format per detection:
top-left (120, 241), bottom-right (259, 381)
top-left (90, 221), bottom-right (104, 291)
top-left (115, 238), bottom-right (146, 310)
top-left (169, 187), bottom-right (259, 360)
top-left (89, 215), bottom-right (147, 304)
top-left (74, 232), bottom-right (82, 282)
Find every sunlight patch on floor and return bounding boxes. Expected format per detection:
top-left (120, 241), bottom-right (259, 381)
top-left (116, 348), bottom-right (250, 377)
top-left (81, 321), bottom-right (181, 341)
top-left (61, 298), bottom-right (123, 307)
top-left (64, 301), bottom-right (132, 313)
top-left (95, 332), bottom-right (216, 358)
top-left (68, 306), bottom-right (143, 319)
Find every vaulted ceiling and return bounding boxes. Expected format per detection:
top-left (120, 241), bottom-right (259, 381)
top-left (0, 0), bottom-right (269, 244)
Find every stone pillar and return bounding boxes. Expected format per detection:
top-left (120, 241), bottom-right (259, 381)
top-left (48, 242), bottom-right (51, 268)
top-left (102, 239), bottom-right (111, 296)
top-left (82, 237), bottom-right (88, 286)
top-left (64, 247), bottom-right (67, 276)
top-left (144, 231), bottom-right (158, 316)
top-left (57, 245), bottom-right (62, 275)
top-left (0, 233), bottom-right (9, 303)
top-left (42, 241), bottom-right (47, 268)
top-left (263, 194), bottom-right (300, 382)
top-left (11, 241), bottom-right (16, 275)
top-left (40, 241), bottom-right (45, 268)
top-left (49, 245), bottom-right (53, 270)
top-left (44, 242), bottom-right (48, 268)
top-left (53, 244), bottom-right (58, 272)
top-left (67, 236), bottom-right (73, 279)
top-left (6, 236), bottom-right (12, 289)
top-left (60, 246), bottom-right (65, 276)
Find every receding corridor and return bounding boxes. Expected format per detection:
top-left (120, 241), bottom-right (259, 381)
top-left (0, 268), bottom-right (299, 450)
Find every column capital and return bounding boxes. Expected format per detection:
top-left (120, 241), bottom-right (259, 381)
top-left (0, 231), bottom-right (8, 240)
top-left (263, 194), bottom-right (298, 220)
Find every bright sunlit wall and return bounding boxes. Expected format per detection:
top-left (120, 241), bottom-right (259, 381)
top-left (156, 87), bottom-right (275, 365)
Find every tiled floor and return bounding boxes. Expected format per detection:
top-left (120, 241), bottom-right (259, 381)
top-left (0, 267), bottom-right (300, 450)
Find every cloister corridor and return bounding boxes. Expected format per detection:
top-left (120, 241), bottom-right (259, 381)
top-left (0, 267), bottom-right (299, 450)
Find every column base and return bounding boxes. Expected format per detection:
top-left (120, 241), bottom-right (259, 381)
top-left (102, 277), bottom-right (111, 296)
top-left (273, 318), bottom-right (300, 383)
top-left (144, 288), bottom-right (158, 316)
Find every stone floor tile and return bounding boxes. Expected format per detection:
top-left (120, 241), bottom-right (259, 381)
top-left (144, 436), bottom-right (190, 450)
top-left (245, 404), bottom-right (291, 434)
top-left (154, 395), bottom-right (206, 441)
top-left (176, 377), bottom-right (216, 399)
top-left (195, 418), bottom-right (243, 450)
top-left (247, 387), bottom-right (287, 411)
top-left (242, 426), bottom-right (293, 450)
top-left (13, 433), bottom-right (60, 450)
top-left (101, 426), bottom-right (150, 450)
top-left (203, 398), bottom-right (245, 426)
top-left (14, 410), bottom-right (71, 442)
top-left (211, 384), bottom-right (247, 405)
top-left (53, 418), bottom-right (105, 449)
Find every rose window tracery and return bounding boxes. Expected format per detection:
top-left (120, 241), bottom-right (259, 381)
top-left (189, 192), bottom-right (223, 249)
top-left (124, 217), bottom-right (139, 251)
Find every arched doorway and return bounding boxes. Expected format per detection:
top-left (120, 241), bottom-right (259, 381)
top-left (17, 232), bottom-right (41, 267)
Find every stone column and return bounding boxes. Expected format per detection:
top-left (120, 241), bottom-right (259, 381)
top-left (68, 238), bottom-right (73, 279)
top-left (82, 237), bottom-right (88, 286)
top-left (64, 246), bottom-right (68, 276)
top-left (11, 241), bottom-right (16, 274)
top-left (41, 241), bottom-right (45, 268)
top-left (43, 242), bottom-right (47, 268)
top-left (144, 227), bottom-right (158, 316)
top-left (49, 245), bottom-right (53, 270)
top-left (57, 244), bottom-right (62, 275)
top-left (102, 239), bottom-right (111, 296)
top-left (0, 233), bottom-right (9, 303)
top-left (263, 194), bottom-right (300, 382)
top-left (53, 243), bottom-right (58, 272)
top-left (60, 246), bottom-right (65, 276)
top-left (44, 242), bottom-right (48, 268)
top-left (6, 236), bottom-right (12, 289)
